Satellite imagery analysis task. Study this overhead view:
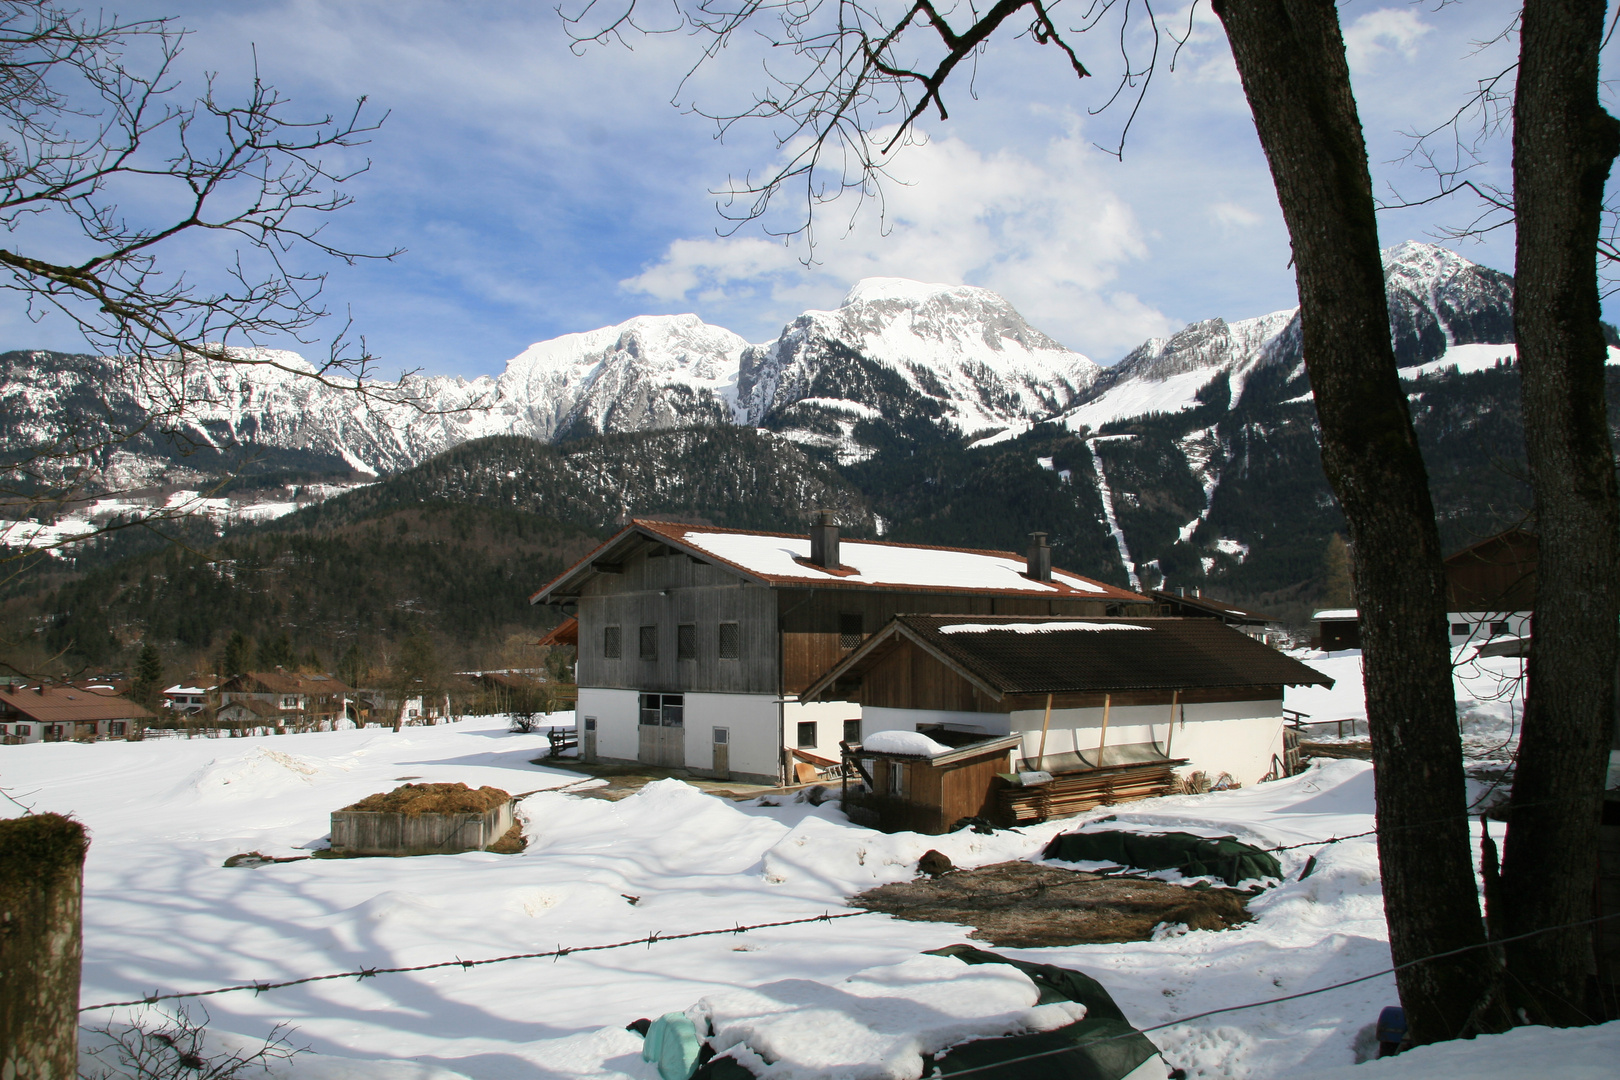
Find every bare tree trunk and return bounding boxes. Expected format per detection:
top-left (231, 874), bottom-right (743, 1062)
top-left (0, 814), bottom-right (88, 1080)
top-left (1213, 0), bottom-right (1502, 1041)
top-left (1502, 0), bottom-right (1620, 1022)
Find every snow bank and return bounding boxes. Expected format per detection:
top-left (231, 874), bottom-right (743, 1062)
top-left (696, 954), bottom-right (1085, 1080)
top-left (1286, 1020), bottom-right (1619, 1079)
top-left (861, 730), bottom-right (953, 756)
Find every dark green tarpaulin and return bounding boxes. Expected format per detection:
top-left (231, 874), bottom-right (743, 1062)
top-left (692, 944), bottom-right (1161, 1080)
top-left (1042, 829), bottom-right (1281, 887)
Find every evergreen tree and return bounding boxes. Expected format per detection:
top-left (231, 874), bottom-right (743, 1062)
top-left (131, 641), bottom-right (163, 708)
top-left (219, 631), bottom-right (252, 679)
top-left (256, 631), bottom-right (294, 671)
top-left (1321, 534), bottom-right (1355, 608)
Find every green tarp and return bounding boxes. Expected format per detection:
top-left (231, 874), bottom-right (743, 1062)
top-left (691, 945), bottom-right (1161, 1080)
top-left (1042, 829), bottom-right (1281, 887)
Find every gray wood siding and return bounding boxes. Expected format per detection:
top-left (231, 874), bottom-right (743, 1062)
top-left (575, 546), bottom-right (779, 694)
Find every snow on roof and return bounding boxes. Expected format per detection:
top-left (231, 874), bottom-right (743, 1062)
top-left (939, 622), bottom-right (1149, 634)
top-left (1313, 609), bottom-right (1359, 621)
top-left (162, 685), bottom-right (210, 695)
top-left (672, 527), bottom-right (1113, 595)
top-left (862, 729), bottom-right (955, 756)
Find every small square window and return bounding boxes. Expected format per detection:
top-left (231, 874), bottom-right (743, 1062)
top-left (639, 693), bottom-right (661, 726)
top-left (17, 725), bottom-right (29, 736)
top-left (603, 625), bottom-right (622, 659)
top-left (839, 613), bottom-right (863, 650)
top-left (1490, 621), bottom-right (1510, 636)
top-left (584, 716), bottom-right (597, 731)
top-left (1452, 623), bottom-right (1469, 636)
top-left (678, 623), bottom-right (697, 661)
top-left (718, 622), bottom-right (741, 659)
top-left (639, 625), bottom-right (658, 661)
top-left (843, 719), bottom-right (861, 745)
top-left (712, 726), bottom-right (729, 745)
top-left (797, 720), bottom-right (818, 748)
top-left (662, 695), bottom-right (684, 727)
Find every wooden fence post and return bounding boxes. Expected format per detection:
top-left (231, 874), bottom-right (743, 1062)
top-left (1, 813), bottom-right (88, 1080)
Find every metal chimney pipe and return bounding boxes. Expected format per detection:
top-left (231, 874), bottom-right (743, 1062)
top-left (1027, 532), bottom-right (1052, 582)
top-left (809, 510), bottom-right (840, 569)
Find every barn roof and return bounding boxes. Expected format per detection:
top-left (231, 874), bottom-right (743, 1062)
top-left (219, 671), bottom-right (353, 696)
top-left (0, 685), bottom-right (154, 723)
top-left (1148, 590), bottom-right (1278, 625)
top-left (801, 615), bottom-right (1333, 702)
top-left (531, 520), bottom-right (1146, 604)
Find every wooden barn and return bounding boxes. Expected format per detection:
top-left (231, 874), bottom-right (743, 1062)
top-left (1444, 528), bottom-right (1536, 648)
top-left (844, 731), bottom-right (1023, 834)
top-left (804, 614), bottom-right (1332, 830)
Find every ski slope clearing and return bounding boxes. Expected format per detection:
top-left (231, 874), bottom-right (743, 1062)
top-left (4, 716), bottom-right (1612, 1078)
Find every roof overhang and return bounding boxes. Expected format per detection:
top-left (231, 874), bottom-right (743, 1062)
top-left (530, 522), bottom-right (772, 604)
top-left (855, 733), bottom-right (1025, 765)
top-left (799, 619), bottom-right (1007, 704)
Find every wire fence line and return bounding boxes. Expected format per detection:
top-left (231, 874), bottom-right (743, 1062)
top-left (938, 909), bottom-right (1620, 1079)
top-left (77, 911), bottom-right (874, 1013)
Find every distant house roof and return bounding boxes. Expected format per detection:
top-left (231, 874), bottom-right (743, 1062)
top-left (1149, 591), bottom-right (1278, 625)
top-left (532, 519), bottom-right (1146, 604)
top-left (1312, 609), bottom-right (1359, 622)
top-left (801, 615), bottom-right (1333, 702)
top-left (219, 671), bottom-right (354, 696)
top-left (216, 698), bottom-right (282, 720)
top-left (0, 685), bottom-right (154, 724)
top-left (1445, 528), bottom-right (1536, 611)
top-left (163, 684), bottom-right (213, 696)
top-left (537, 617), bottom-right (578, 647)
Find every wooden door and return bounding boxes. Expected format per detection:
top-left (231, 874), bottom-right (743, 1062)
top-left (583, 717), bottom-right (597, 761)
top-left (712, 727), bottom-right (730, 778)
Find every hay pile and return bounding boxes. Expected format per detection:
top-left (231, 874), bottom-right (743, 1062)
top-left (344, 783), bottom-right (510, 815)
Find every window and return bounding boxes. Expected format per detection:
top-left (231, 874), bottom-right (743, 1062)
top-left (603, 625), bottom-right (622, 659)
top-left (16, 725), bottom-right (29, 736)
top-left (797, 721), bottom-right (818, 748)
top-left (1452, 623), bottom-right (1469, 636)
top-left (843, 719), bottom-right (861, 745)
top-left (639, 693), bottom-right (684, 727)
top-left (110, 721), bottom-right (126, 736)
top-left (712, 726), bottom-right (729, 745)
top-left (1490, 621), bottom-right (1510, 636)
top-left (281, 696), bottom-right (298, 708)
top-left (639, 625), bottom-right (658, 661)
top-left (839, 613), bottom-right (864, 650)
top-left (886, 761), bottom-right (905, 797)
top-left (678, 623), bottom-right (697, 661)
top-left (718, 622), bottom-right (741, 659)
top-left (584, 716), bottom-right (597, 732)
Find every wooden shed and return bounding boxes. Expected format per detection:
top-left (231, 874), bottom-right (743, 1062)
top-left (805, 614), bottom-right (1331, 830)
top-left (842, 731), bottom-right (1022, 834)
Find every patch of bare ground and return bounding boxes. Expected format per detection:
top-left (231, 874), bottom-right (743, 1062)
top-left (487, 821), bottom-right (526, 854)
top-left (852, 860), bottom-right (1254, 947)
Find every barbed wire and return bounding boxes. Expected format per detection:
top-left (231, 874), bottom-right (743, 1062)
top-left (937, 909), bottom-right (1620, 1079)
top-left (78, 910), bottom-right (873, 1013)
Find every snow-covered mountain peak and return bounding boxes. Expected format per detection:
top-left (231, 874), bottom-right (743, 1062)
top-left (503, 314), bottom-right (747, 383)
top-left (1379, 242), bottom-right (1514, 364)
top-left (840, 277), bottom-right (988, 308)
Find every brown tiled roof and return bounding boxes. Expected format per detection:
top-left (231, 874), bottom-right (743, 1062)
top-left (0, 685), bottom-right (154, 724)
top-left (219, 671), bottom-right (354, 696)
top-left (537, 617), bottom-right (578, 647)
top-left (1148, 591), bottom-right (1278, 625)
top-left (532, 519), bottom-right (1147, 604)
top-left (217, 698), bottom-right (282, 720)
top-left (802, 615), bottom-right (1332, 701)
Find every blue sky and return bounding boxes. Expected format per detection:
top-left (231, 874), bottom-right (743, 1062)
top-left (0, 1), bottom-right (1550, 378)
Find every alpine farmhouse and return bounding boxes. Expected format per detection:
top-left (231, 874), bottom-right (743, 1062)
top-left (532, 516), bottom-right (1150, 784)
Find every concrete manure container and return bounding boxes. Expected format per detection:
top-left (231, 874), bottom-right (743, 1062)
top-left (330, 783), bottom-right (516, 856)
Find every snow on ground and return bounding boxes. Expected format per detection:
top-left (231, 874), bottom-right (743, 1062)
top-left (1284, 648), bottom-right (1526, 756)
top-left (4, 715), bottom-right (1613, 1079)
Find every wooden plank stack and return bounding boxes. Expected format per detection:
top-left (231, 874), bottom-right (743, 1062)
top-left (999, 760), bottom-right (1180, 823)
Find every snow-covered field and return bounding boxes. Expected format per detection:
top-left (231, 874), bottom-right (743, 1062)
top-left (4, 713), bottom-right (1614, 1079)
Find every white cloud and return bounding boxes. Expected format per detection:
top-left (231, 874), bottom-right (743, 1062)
top-left (1344, 8), bottom-right (1435, 68)
top-left (622, 123), bottom-right (1177, 358)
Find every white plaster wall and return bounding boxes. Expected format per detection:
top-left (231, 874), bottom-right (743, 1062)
top-left (861, 707), bottom-right (1010, 739)
top-left (785, 699), bottom-right (864, 762)
top-left (1447, 611), bottom-right (1531, 645)
top-left (684, 693), bottom-right (780, 781)
top-left (577, 687), bottom-right (640, 762)
top-left (1007, 698), bottom-right (1285, 786)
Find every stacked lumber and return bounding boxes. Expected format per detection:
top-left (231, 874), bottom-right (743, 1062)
top-left (999, 760), bottom-right (1180, 823)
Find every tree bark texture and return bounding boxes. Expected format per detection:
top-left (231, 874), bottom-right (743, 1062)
top-left (0, 813), bottom-right (88, 1080)
top-left (1213, 0), bottom-right (1498, 1041)
top-left (1503, 0), bottom-right (1620, 1022)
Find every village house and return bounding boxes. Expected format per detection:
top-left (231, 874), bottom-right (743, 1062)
top-left (1444, 528), bottom-right (1536, 649)
top-left (531, 516), bottom-right (1153, 785)
top-left (216, 670), bottom-right (353, 729)
top-left (0, 684), bottom-right (154, 744)
top-left (800, 614), bottom-right (1332, 831)
top-left (161, 683), bottom-right (214, 715)
top-left (1149, 589), bottom-right (1289, 648)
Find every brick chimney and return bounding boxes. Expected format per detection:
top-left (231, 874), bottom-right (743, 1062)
top-left (809, 510), bottom-right (840, 569)
top-left (1027, 532), bottom-right (1052, 582)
